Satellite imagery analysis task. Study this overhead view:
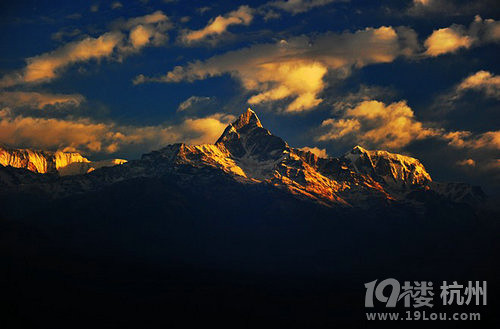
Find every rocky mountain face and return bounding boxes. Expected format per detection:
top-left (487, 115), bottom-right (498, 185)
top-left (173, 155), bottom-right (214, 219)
top-left (0, 109), bottom-right (486, 209)
top-left (0, 146), bottom-right (126, 176)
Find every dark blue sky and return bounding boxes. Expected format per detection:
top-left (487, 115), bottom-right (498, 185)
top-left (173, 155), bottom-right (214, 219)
top-left (0, 0), bottom-right (499, 192)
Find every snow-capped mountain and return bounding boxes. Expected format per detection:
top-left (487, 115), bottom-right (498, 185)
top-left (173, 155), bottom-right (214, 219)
top-left (0, 146), bottom-right (126, 176)
top-left (341, 145), bottom-right (431, 188)
top-left (0, 109), bottom-right (486, 208)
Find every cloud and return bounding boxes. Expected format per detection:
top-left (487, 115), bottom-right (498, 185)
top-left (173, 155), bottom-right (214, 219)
top-left (457, 158), bottom-right (476, 167)
top-left (316, 97), bottom-right (500, 152)
top-left (407, 0), bottom-right (499, 16)
top-left (298, 146), bottom-right (328, 158)
top-left (484, 159), bottom-right (500, 170)
top-left (0, 91), bottom-right (84, 109)
top-left (330, 84), bottom-right (397, 113)
top-left (111, 1), bottom-right (123, 9)
top-left (457, 70), bottom-right (500, 98)
top-left (180, 114), bottom-right (235, 145)
top-left (408, 0), bottom-right (457, 15)
top-left (424, 26), bottom-right (472, 56)
top-left (266, 0), bottom-right (337, 15)
top-left (51, 28), bottom-right (82, 42)
top-left (180, 6), bottom-right (253, 44)
top-left (116, 11), bottom-right (170, 30)
top-left (137, 26), bottom-right (419, 112)
top-left (456, 158), bottom-right (500, 179)
top-left (444, 130), bottom-right (500, 150)
top-left (27, 32), bottom-right (124, 84)
top-left (262, 9), bottom-right (281, 20)
top-left (197, 7), bottom-right (211, 15)
top-left (428, 70), bottom-right (500, 116)
top-left (177, 96), bottom-right (212, 112)
top-left (424, 15), bottom-right (500, 56)
top-left (454, 157), bottom-right (500, 185)
top-left (316, 100), bottom-right (440, 149)
top-left (0, 11), bottom-right (171, 88)
top-left (119, 11), bottom-right (171, 50)
top-left (129, 25), bottom-right (155, 48)
top-left (246, 61), bottom-right (327, 111)
top-left (0, 109), bottom-right (234, 156)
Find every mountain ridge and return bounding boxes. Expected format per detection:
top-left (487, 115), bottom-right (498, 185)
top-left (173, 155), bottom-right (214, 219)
top-left (0, 146), bottom-right (127, 176)
top-left (0, 109), bottom-right (486, 208)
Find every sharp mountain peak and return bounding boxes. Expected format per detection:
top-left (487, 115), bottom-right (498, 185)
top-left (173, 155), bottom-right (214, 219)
top-left (233, 108), bottom-right (263, 130)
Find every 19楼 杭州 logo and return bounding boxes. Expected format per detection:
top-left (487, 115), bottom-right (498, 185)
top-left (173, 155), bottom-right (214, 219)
top-left (364, 279), bottom-right (487, 308)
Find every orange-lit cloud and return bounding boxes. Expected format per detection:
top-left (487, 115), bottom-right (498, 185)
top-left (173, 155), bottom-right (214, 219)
top-left (0, 91), bottom-right (84, 109)
top-left (457, 158), bottom-right (476, 167)
top-left (317, 100), bottom-right (439, 149)
top-left (137, 26), bottom-right (419, 112)
top-left (317, 98), bottom-right (500, 151)
top-left (26, 32), bottom-right (124, 84)
top-left (429, 70), bottom-right (500, 114)
top-left (445, 130), bottom-right (500, 150)
top-left (456, 158), bottom-right (500, 178)
top-left (424, 15), bottom-right (500, 56)
top-left (118, 10), bottom-right (170, 48)
top-left (457, 70), bottom-right (500, 98)
top-left (129, 25), bottom-right (154, 48)
top-left (181, 6), bottom-right (253, 44)
top-left (246, 61), bottom-right (327, 112)
top-left (424, 27), bottom-right (472, 56)
top-left (0, 109), bottom-right (234, 155)
top-left (180, 114), bottom-right (235, 145)
top-left (0, 11), bottom-right (170, 87)
top-left (484, 159), bottom-right (500, 170)
top-left (298, 146), bottom-right (328, 158)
